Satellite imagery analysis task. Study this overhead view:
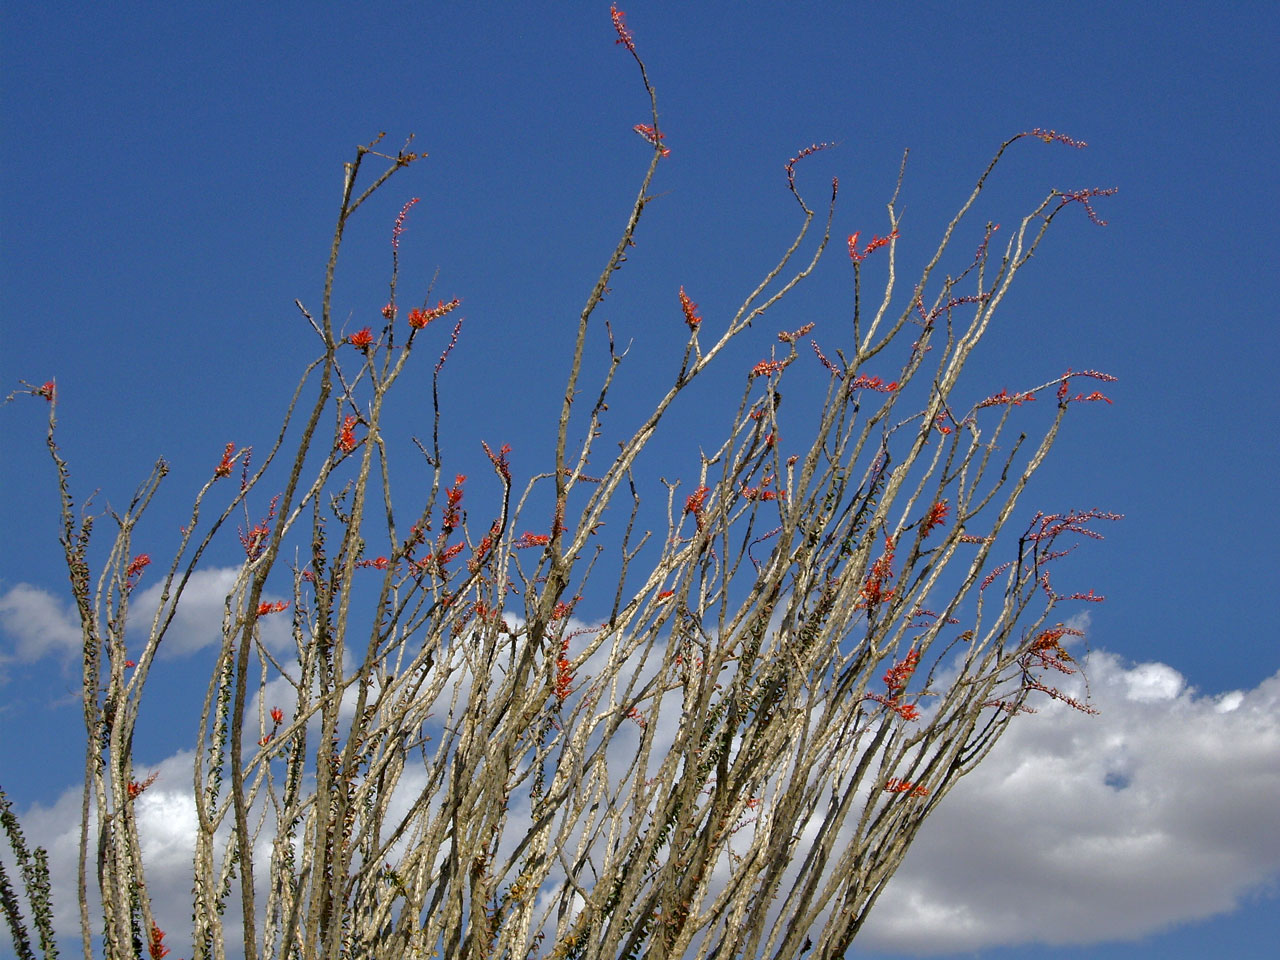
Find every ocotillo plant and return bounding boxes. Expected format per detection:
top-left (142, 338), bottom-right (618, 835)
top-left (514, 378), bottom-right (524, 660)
top-left (5, 7), bottom-right (1119, 960)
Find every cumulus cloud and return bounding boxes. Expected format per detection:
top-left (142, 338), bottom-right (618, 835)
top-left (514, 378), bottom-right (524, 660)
top-left (129, 566), bottom-right (294, 656)
top-left (0, 568), bottom-right (296, 672)
top-left (857, 653), bottom-right (1280, 953)
top-left (0, 582), bottom-right (83, 665)
top-left (6, 652), bottom-right (1277, 957)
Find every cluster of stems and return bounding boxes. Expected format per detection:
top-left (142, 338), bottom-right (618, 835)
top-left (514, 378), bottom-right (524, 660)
top-left (5, 18), bottom-right (1116, 960)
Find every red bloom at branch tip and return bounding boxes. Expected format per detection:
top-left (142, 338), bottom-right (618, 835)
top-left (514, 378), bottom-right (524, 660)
top-left (125, 554), bottom-right (151, 590)
top-left (391, 197), bottom-right (419, 251)
top-left (610, 4), bottom-right (635, 52)
top-left (1069, 589), bottom-right (1106, 602)
top-left (634, 124), bottom-right (670, 157)
top-left (349, 327), bottom-right (374, 348)
top-left (977, 387), bottom-right (1036, 408)
top-left (778, 322), bottom-right (815, 344)
top-left (408, 298), bottom-right (461, 329)
top-left (148, 922), bottom-right (171, 960)
top-left (784, 142), bottom-right (834, 190)
top-left (436, 542), bottom-right (465, 567)
top-left (848, 230), bottom-right (899, 263)
top-left (214, 441), bottom-right (236, 478)
top-left (678, 286), bottom-right (701, 330)
top-left (270, 707), bottom-right (284, 725)
top-left (257, 600), bottom-right (290, 616)
top-left (1024, 128), bottom-right (1087, 149)
top-left (1058, 186), bottom-right (1118, 226)
top-left (240, 496), bottom-right (279, 560)
top-left (848, 373), bottom-right (896, 393)
top-left (923, 500), bottom-right (949, 536)
top-left (684, 486), bottom-right (710, 516)
top-left (37, 381), bottom-right (56, 402)
top-left (884, 778), bottom-right (929, 797)
top-left (482, 440), bottom-right (512, 481)
top-left (861, 538), bottom-right (897, 605)
top-left (883, 648), bottom-right (919, 698)
top-left (340, 415), bottom-right (359, 452)
top-left (750, 359), bottom-right (786, 379)
top-left (382, 303), bottom-right (397, 320)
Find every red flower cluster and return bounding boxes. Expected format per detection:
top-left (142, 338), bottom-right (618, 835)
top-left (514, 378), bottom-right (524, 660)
top-left (1057, 368), bottom-right (1117, 401)
top-left (750, 359), bottom-right (787, 379)
top-left (884, 778), bottom-right (929, 797)
top-left (847, 230), bottom-right (899, 263)
top-left (482, 440), bottom-right (512, 481)
top-left (977, 387), bottom-right (1035, 408)
top-left (980, 560), bottom-right (1014, 591)
top-left (848, 373), bottom-right (897, 393)
top-left (1023, 127), bottom-right (1087, 148)
top-left (861, 537), bottom-right (897, 605)
top-left (777, 322), bottom-right (815, 344)
top-left (550, 597), bottom-right (579, 621)
top-left (784, 141), bottom-right (834, 191)
top-left (1058, 186), bottom-right (1118, 226)
top-left (348, 327), bottom-right (374, 349)
top-left (125, 554), bottom-right (151, 591)
top-left (148, 921), bottom-right (171, 960)
top-left (741, 475), bottom-right (785, 502)
top-left (679, 286), bottom-right (701, 330)
top-left (408, 298), bottom-right (461, 330)
top-left (442, 475), bottom-right (465, 533)
top-left (391, 197), bottom-right (419, 251)
top-left (257, 600), bottom-right (289, 616)
top-left (610, 4), bottom-right (635, 53)
top-left (554, 635), bottom-right (574, 704)
top-left (634, 124), bottom-right (670, 157)
top-left (339, 415), bottom-right (359, 452)
top-left (239, 494), bottom-right (280, 560)
top-left (214, 441), bottom-right (236, 478)
top-left (128, 772), bottom-right (159, 801)
top-left (1069, 390), bottom-right (1112, 404)
top-left (37, 380), bottom-right (56, 402)
top-left (923, 500), bottom-right (949, 536)
top-left (514, 531), bottom-right (550, 549)
top-left (684, 486), bottom-right (710, 518)
top-left (468, 521), bottom-right (501, 574)
top-left (1024, 508), bottom-right (1122, 543)
top-left (883, 648), bottom-right (920, 699)
top-left (434, 542), bottom-right (465, 568)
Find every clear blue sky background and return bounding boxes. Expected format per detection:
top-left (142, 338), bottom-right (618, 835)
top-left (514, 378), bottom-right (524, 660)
top-left (2, 3), bottom-right (1277, 959)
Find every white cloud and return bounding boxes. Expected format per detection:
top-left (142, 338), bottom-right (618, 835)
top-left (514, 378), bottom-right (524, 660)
top-left (0, 568), bottom-right (296, 670)
top-left (0, 582), bottom-right (82, 664)
top-left (857, 653), bottom-right (1280, 953)
top-left (6, 651), bottom-right (1277, 958)
top-left (128, 566), bottom-right (242, 656)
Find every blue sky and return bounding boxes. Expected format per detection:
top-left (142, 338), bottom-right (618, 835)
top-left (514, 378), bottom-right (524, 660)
top-left (2, 2), bottom-right (1277, 958)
